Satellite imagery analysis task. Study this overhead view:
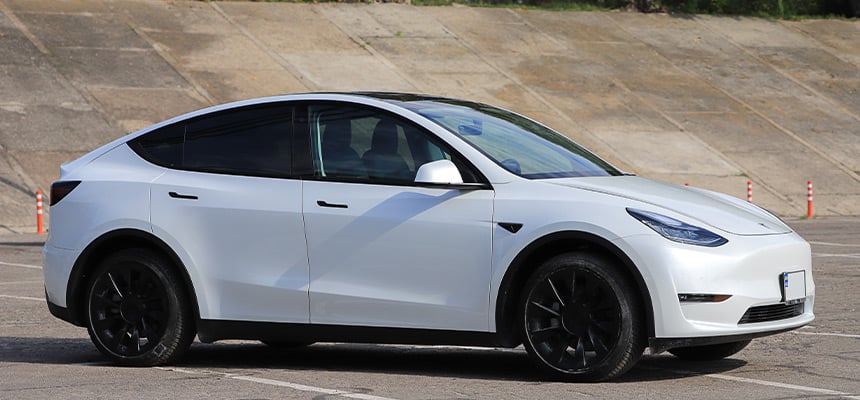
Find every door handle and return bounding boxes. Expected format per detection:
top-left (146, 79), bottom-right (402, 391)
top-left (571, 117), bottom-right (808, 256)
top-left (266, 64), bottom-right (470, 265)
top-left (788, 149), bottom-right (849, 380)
top-left (317, 200), bottom-right (348, 209)
top-left (169, 191), bottom-right (198, 200)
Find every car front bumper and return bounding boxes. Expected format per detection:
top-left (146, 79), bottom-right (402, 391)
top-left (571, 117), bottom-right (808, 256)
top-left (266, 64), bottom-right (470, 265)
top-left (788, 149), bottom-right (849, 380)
top-left (615, 230), bottom-right (815, 346)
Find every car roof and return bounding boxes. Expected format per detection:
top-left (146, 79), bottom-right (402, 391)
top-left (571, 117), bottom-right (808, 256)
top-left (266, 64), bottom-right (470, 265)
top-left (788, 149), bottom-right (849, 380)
top-left (59, 92), bottom-right (501, 178)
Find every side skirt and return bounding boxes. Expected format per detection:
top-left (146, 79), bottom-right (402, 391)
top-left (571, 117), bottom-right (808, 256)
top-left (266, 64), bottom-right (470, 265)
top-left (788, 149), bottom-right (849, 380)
top-left (197, 319), bottom-right (514, 348)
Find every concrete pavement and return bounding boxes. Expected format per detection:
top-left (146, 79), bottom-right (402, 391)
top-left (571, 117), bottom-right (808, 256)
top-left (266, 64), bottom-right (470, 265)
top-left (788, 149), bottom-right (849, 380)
top-left (0, 1), bottom-right (858, 232)
top-left (2, 218), bottom-right (859, 398)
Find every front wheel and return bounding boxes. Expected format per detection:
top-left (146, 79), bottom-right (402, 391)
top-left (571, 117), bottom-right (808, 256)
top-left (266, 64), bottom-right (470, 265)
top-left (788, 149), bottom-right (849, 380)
top-left (85, 248), bottom-right (195, 366)
top-left (519, 252), bottom-right (645, 382)
top-left (668, 340), bottom-right (751, 361)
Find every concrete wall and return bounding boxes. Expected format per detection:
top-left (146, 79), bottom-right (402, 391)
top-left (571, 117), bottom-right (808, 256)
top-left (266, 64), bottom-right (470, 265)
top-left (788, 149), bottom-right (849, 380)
top-left (1, 0), bottom-right (858, 232)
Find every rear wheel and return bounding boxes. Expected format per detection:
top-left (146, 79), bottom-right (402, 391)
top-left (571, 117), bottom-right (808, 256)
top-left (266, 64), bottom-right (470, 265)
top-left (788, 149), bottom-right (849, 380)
top-left (668, 340), bottom-right (751, 361)
top-left (85, 248), bottom-right (194, 366)
top-left (519, 252), bottom-right (645, 382)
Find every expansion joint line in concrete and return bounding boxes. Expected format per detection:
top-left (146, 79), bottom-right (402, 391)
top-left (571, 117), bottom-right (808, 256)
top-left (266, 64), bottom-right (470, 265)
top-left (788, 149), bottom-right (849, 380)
top-left (0, 1), bottom-right (52, 195)
top-left (503, 9), bottom-right (793, 207)
top-left (0, 139), bottom-right (38, 197)
top-left (0, 1), bottom-right (128, 170)
top-left (686, 18), bottom-right (860, 186)
top-left (318, 7), bottom-right (422, 92)
top-left (772, 21), bottom-right (860, 125)
top-left (0, 0), bottom-right (49, 54)
top-left (426, 9), bottom-right (628, 170)
top-left (118, 11), bottom-right (216, 106)
top-left (590, 14), bottom-right (798, 206)
top-left (208, 2), bottom-right (314, 93)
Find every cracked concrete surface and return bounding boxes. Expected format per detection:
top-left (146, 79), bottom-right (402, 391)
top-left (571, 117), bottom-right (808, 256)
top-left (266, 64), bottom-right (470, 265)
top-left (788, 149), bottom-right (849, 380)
top-left (0, 0), bottom-right (858, 232)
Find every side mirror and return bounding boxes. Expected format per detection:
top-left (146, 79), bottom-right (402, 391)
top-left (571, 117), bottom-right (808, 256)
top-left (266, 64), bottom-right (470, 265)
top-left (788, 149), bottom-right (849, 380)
top-left (414, 160), bottom-right (464, 185)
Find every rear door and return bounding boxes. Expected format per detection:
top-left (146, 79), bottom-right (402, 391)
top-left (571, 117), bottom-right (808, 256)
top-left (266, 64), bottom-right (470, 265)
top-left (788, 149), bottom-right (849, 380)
top-left (144, 103), bottom-right (310, 324)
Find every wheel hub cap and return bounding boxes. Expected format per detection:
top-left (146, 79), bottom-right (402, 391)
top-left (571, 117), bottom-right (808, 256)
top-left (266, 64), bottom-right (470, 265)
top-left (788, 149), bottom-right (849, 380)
top-left (561, 304), bottom-right (589, 335)
top-left (120, 298), bottom-right (144, 323)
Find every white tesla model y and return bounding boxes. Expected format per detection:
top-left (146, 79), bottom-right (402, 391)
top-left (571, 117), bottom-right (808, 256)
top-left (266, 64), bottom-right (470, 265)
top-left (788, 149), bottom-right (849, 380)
top-left (43, 92), bottom-right (814, 381)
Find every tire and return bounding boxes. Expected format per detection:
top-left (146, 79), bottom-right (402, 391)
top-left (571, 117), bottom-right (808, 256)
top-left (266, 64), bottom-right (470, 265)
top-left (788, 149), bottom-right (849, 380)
top-left (260, 340), bottom-right (314, 349)
top-left (519, 252), bottom-right (645, 382)
top-left (668, 340), bottom-right (751, 361)
top-left (85, 248), bottom-right (195, 366)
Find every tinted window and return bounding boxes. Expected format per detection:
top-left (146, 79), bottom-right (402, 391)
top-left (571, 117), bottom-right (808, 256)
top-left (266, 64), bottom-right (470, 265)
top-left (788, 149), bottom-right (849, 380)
top-left (130, 123), bottom-right (184, 167)
top-left (308, 104), bottom-right (480, 184)
top-left (130, 105), bottom-right (293, 177)
top-left (184, 105), bottom-right (292, 177)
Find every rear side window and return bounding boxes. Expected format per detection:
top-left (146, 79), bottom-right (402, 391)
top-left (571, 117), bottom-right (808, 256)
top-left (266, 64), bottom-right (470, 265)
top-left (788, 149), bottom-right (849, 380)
top-left (129, 104), bottom-right (293, 178)
top-left (185, 106), bottom-right (292, 177)
top-left (132, 123), bottom-right (184, 168)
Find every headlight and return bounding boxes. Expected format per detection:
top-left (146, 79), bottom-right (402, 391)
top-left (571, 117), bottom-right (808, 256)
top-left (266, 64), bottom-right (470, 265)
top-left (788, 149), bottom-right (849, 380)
top-left (627, 208), bottom-right (728, 247)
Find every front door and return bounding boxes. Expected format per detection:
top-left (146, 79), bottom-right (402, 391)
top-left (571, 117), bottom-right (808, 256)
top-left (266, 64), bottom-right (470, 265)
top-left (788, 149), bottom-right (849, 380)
top-left (302, 103), bottom-right (494, 331)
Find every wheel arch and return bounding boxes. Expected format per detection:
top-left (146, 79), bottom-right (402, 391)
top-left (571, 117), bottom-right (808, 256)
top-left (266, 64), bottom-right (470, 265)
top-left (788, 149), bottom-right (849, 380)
top-left (64, 228), bottom-right (200, 327)
top-left (494, 231), bottom-right (655, 346)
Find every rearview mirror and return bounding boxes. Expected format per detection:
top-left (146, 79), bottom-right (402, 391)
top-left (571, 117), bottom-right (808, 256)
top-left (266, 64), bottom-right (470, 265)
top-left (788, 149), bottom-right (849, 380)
top-left (414, 160), bottom-right (464, 185)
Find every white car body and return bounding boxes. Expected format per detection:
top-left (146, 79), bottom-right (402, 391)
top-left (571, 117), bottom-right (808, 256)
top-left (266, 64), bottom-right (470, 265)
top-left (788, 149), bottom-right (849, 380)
top-left (43, 92), bottom-right (814, 380)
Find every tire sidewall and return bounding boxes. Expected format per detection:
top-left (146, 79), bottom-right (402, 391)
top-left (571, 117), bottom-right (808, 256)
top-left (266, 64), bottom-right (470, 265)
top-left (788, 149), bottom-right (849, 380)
top-left (518, 252), bottom-right (643, 381)
top-left (85, 248), bottom-right (192, 366)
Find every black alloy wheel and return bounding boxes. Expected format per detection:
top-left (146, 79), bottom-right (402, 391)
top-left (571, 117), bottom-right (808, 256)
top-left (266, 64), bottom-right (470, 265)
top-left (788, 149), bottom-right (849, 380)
top-left (86, 248), bottom-right (194, 366)
top-left (520, 252), bottom-right (644, 382)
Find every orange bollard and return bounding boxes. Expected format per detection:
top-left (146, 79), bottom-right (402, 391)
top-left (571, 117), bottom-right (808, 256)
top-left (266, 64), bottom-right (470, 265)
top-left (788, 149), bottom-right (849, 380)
top-left (807, 180), bottom-right (814, 219)
top-left (747, 181), bottom-right (753, 203)
top-left (36, 190), bottom-right (45, 234)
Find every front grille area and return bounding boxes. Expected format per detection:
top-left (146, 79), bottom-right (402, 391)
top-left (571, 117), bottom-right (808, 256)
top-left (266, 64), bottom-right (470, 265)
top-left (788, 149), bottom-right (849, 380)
top-left (738, 302), bottom-right (805, 324)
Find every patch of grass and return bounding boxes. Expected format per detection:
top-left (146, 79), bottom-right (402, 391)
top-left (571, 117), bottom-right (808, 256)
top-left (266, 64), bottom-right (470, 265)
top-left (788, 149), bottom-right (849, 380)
top-left (660, 0), bottom-right (858, 19)
top-left (204, 0), bottom-right (859, 18)
top-left (412, 0), bottom-right (456, 5)
top-left (412, 0), bottom-right (611, 11)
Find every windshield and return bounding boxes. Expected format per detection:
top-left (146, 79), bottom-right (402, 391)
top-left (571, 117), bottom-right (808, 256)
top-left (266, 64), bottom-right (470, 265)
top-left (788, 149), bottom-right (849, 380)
top-left (396, 99), bottom-right (620, 179)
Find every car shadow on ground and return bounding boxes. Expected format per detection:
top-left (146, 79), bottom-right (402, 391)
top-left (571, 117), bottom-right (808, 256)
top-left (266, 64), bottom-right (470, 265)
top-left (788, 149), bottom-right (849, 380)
top-left (0, 241), bottom-right (45, 247)
top-left (0, 337), bottom-right (747, 383)
top-left (179, 341), bottom-right (748, 383)
top-left (0, 337), bottom-right (104, 365)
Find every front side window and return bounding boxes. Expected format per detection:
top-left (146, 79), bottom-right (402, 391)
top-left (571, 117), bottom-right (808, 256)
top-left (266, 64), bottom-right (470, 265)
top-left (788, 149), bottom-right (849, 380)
top-left (308, 104), bottom-right (478, 184)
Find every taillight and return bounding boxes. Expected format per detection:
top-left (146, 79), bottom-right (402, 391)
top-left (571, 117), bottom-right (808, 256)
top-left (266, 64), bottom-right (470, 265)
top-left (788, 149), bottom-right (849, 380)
top-left (50, 181), bottom-right (81, 206)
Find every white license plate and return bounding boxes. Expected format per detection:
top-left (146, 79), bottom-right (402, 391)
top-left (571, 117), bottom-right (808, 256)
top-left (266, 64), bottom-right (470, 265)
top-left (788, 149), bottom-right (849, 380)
top-left (781, 271), bottom-right (806, 304)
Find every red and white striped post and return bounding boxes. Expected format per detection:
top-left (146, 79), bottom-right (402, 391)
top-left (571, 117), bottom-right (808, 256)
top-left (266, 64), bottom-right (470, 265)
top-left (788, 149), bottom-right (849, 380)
top-left (807, 180), bottom-right (814, 219)
top-left (36, 190), bottom-right (45, 234)
top-left (747, 181), bottom-right (753, 203)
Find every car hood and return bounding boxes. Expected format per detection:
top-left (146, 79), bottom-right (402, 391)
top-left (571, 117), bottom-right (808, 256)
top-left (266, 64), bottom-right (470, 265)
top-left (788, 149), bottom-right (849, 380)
top-left (545, 176), bottom-right (792, 236)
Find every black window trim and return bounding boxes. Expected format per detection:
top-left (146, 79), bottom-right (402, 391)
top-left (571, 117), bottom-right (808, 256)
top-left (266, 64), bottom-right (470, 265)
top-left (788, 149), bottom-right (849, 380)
top-left (128, 99), bottom-right (494, 189)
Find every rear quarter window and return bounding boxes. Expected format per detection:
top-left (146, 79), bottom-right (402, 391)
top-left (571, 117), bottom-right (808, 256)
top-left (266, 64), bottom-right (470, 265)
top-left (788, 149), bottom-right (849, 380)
top-left (129, 123), bottom-right (184, 168)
